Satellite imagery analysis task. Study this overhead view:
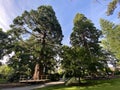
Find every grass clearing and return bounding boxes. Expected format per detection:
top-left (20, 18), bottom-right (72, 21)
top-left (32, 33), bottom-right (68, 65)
top-left (35, 78), bottom-right (120, 90)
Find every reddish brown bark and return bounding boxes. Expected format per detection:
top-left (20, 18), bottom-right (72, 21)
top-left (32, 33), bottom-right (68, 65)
top-left (32, 63), bottom-right (40, 80)
top-left (32, 63), bottom-right (44, 80)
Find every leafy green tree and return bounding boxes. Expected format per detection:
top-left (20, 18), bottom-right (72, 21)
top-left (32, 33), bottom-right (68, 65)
top-left (8, 40), bottom-right (34, 80)
top-left (0, 29), bottom-right (9, 59)
top-left (60, 46), bottom-right (88, 84)
top-left (100, 19), bottom-right (120, 60)
top-left (9, 5), bottom-right (63, 80)
top-left (70, 13), bottom-right (104, 77)
top-left (61, 13), bottom-right (104, 85)
top-left (0, 65), bottom-right (14, 79)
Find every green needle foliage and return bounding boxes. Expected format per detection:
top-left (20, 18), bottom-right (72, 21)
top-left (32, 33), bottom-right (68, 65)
top-left (106, 0), bottom-right (120, 17)
top-left (0, 29), bottom-right (9, 59)
top-left (7, 5), bottom-right (63, 81)
top-left (61, 13), bottom-right (106, 85)
top-left (100, 19), bottom-right (120, 60)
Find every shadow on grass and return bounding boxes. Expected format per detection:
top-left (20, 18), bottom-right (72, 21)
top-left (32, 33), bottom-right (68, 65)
top-left (65, 78), bottom-right (120, 88)
top-left (35, 78), bottom-right (120, 90)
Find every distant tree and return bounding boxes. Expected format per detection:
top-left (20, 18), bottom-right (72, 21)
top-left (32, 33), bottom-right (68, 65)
top-left (9, 5), bottom-right (63, 80)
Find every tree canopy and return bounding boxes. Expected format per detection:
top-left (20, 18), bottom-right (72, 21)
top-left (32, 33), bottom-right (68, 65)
top-left (7, 5), bottom-right (63, 80)
top-left (106, 0), bottom-right (120, 17)
top-left (96, 0), bottom-right (120, 17)
top-left (70, 13), bottom-right (101, 56)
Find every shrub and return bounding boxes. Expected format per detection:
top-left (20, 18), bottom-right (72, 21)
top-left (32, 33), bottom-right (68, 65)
top-left (49, 73), bottom-right (60, 81)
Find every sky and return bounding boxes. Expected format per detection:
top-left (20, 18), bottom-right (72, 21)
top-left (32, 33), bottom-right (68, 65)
top-left (0, 0), bottom-right (120, 46)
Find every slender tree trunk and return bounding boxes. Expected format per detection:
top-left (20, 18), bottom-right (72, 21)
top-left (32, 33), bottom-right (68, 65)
top-left (78, 76), bottom-right (81, 85)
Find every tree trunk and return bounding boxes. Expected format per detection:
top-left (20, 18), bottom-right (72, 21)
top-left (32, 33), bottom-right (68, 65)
top-left (33, 63), bottom-right (40, 80)
top-left (32, 63), bottom-right (44, 80)
top-left (78, 76), bottom-right (81, 85)
top-left (32, 32), bottom-right (46, 80)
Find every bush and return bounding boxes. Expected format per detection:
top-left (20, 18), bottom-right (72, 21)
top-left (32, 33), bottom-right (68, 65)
top-left (0, 65), bottom-right (14, 80)
top-left (115, 70), bottom-right (120, 75)
top-left (65, 77), bottom-right (78, 86)
top-left (7, 72), bottom-right (20, 82)
top-left (49, 73), bottom-right (60, 81)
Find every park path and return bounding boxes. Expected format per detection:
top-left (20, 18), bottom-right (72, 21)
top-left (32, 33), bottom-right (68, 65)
top-left (1, 81), bottom-right (64, 90)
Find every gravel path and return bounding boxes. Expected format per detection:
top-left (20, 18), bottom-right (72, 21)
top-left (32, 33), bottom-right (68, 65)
top-left (1, 81), bottom-right (64, 90)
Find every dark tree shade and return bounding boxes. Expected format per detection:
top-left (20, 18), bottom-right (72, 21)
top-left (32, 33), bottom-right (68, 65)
top-left (0, 28), bottom-right (9, 59)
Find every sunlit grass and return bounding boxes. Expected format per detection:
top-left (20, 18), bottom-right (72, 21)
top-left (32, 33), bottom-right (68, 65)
top-left (35, 78), bottom-right (120, 90)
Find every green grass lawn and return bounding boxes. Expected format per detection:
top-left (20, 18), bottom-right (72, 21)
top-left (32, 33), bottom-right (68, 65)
top-left (35, 78), bottom-right (120, 90)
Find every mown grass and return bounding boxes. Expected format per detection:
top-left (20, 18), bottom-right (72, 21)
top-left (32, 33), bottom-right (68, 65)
top-left (35, 78), bottom-right (120, 90)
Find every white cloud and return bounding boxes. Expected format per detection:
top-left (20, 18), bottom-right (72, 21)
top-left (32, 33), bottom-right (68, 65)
top-left (0, 0), bottom-right (50, 32)
top-left (0, 0), bottom-right (17, 31)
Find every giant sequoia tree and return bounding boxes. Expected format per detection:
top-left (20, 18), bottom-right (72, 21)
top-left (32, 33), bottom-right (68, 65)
top-left (9, 5), bottom-right (63, 80)
top-left (70, 13), bottom-right (103, 78)
top-left (61, 13), bottom-right (105, 85)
